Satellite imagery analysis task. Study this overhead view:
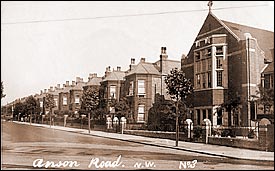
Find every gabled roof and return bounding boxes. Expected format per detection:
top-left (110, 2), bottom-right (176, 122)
top-left (126, 62), bottom-right (160, 76)
top-left (221, 20), bottom-right (274, 61)
top-left (189, 12), bottom-right (274, 62)
top-left (262, 61), bottom-right (274, 74)
top-left (102, 71), bottom-right (125, 81)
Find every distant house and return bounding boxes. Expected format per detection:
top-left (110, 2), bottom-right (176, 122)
top-left (257, 49), bottom-right (274, 122)
top-left (69, 77), bottom-right (86, 115)
top-left (181, 11), bottom-right (274, 127)
top-left (47, 85), bottom-right (62, 113)
top-left (100, 66), bottom-right (126, 112)
top-left (58, 81), bottom-right (73, 113)
top-left (83, 73), bottom-right (102, 91)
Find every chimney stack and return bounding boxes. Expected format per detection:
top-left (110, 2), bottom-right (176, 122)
top-left (40, 90), bottom-right (43, 95)
top-left (63, 84), bottom-right (66, 88)
top-left (72, 81), bottom-right (76, 86)
top-left (160, 47), bottom-right (168, 72)
top-left (161, 47), bottom-right (167, 54)
top-left (129, 58), bottom-right (136, 71)
top-left (56, 84), bottom-right (60, 90)
top-left (131, 58), bottom-right (135, 65)
top-left (89, 73), bottom-right (98, 81)
top-left (117, 66), bottom-right (121, 71)
top-left (140, 57), bottom-right (145, 63)
top-left (105, 66), bottom-right (111, 77)
top-left (50, 86), bottom-right (54, 91)
top-left (44, 89), bottom-right (47, 93)
top-left (66, 81), bottom-right (69, 87)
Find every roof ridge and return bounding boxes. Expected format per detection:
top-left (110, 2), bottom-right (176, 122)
top-left (221, 19), bottom-right (274, 33)
top-left (209, 12), bottom-right (240, 41)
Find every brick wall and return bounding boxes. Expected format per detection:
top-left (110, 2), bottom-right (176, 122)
top-left (208, 136), bottom-right (265, 151)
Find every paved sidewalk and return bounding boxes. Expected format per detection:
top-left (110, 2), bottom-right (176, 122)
top-left (14, 121), bottom-right (274, 162)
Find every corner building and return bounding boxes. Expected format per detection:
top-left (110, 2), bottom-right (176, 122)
top-left (182, 12), bottom-right (274, 127)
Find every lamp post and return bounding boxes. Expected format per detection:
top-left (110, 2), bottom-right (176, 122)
top-left (175, 100), bottom-right (179, 146)
top-left (88, 111), bottom-right (91, 134)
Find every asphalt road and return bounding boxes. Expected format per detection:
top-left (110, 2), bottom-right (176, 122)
top-left (1, 121), bottom-right (274, 170)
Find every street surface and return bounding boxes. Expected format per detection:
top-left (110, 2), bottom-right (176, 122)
top-left (1, 121), bottom-right (274, 170)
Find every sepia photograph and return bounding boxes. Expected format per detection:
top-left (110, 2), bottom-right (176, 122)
top-left (1, 1), bottom-right (274, 170)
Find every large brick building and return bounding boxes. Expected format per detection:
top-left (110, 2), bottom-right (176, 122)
top-left (124, 47), bottom-right (181, 125)
top-left (181, 11), bottom-right (274, 127)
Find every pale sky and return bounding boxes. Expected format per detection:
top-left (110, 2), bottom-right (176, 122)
top-left (1, 1), bottom-right (274, 105)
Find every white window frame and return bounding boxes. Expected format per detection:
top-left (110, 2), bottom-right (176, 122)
top-left (75, 95), bottom-right (80, 104)
top-left (110, 85), bottom-right (116, 99)
top-left (129, 81), bottom-right (134, 96)
top-left (63, 96), bottom-right (67, 105)
top-left (137, 80), bottom-right (145, 95)
top-left (217, 71), bottom-right (223, 87)
top-left (54, 97), bottom-right (58, 106)
top-left (137, 105), bottom-right (145, 122)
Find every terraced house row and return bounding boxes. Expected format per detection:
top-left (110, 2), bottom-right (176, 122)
top-left (4, 11), bottom-right (274, 129)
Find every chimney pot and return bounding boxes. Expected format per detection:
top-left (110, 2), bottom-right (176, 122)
top-left (140, 57), bottom-right (145, 63)
top-left (131, 58), bottom-right (135, 64)
top-left (117, 66), bottom-right (121, 71)
top-left (161, 47), bottom-right (167, 54)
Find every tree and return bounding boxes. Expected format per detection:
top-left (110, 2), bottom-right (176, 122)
top-left (25, 95), bottom-right (41, 124)
top-left (1, 81), bottom-right (6, 99)
top-left (113, 97), bottom-right (130, 127)
top-left (256, 85), bottom-right (274, 114)
top-left (164, 68), bottom-right (193, 146)
top-left (218, 94), bottom-right (241, 126)
top-left (44, 93), bottom-right (56, 127)
top-left (81, 87), bottom-right (100, 132)
top-left (148, 94), bottom-right (189, 132)
top-left (13, 102), bottom-right (26, 121)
